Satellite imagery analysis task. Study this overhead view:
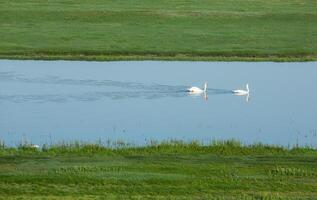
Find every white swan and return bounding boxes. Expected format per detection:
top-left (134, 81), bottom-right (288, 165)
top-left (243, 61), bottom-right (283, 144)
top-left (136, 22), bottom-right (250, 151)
top-left (187, 82), bottom-right (207, 93)
top-left (232, 84), bottom-right (249, 95)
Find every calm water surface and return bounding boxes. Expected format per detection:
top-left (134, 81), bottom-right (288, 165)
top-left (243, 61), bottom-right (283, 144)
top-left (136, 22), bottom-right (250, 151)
top-left (0, 60), bottom-right (316, 147)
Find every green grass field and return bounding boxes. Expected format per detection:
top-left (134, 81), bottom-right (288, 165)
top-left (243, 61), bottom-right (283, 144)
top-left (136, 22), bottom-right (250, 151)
top-left (1, 0), bottom-right (317, 61)
top-left (1, 141), bottom-right (317, 199)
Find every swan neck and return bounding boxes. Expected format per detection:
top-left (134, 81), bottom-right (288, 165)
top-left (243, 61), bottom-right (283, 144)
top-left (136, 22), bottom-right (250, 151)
top-left (204, 82), bottom-right (207, 92)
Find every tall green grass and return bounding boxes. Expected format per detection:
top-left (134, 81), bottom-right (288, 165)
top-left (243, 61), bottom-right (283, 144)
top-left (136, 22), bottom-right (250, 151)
top-left (1, 139), bottom-right (316, 199)
top-left (0, 139), bottom-right (315, 156)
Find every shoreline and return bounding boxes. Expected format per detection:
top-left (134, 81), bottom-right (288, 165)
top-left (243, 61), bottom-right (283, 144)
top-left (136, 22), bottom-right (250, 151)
top-left (1, 54), bottom-right (317, 62)
top-left (1, 140), bottom-right (316, 156)
top-left (1, 140), bottom-right (316, 199)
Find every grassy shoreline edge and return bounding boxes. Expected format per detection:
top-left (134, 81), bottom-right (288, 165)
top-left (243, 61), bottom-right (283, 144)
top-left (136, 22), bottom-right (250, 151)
top-left (2, 0), bottom-right (317, 64)
top-left (1, 140), bottom-right (316, 156)
top-left (1, 53), bottom-right (317, 62)
top-left (1, 140), bottom-right (317, 199)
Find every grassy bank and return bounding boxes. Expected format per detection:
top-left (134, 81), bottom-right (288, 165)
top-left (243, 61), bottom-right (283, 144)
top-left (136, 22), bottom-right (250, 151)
top-left (0, 140), bottom-right (316, 199)
top-left (1, 0), bottom-right (317, 61)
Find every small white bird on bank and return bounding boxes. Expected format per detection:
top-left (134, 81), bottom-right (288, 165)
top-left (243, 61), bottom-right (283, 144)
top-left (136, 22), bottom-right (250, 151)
top-left (30, 144), bottom-right (40, 149)
top-left (232, 84), bottom-right (249, 95)
top-left (187, 82), bottom-right (208, 94)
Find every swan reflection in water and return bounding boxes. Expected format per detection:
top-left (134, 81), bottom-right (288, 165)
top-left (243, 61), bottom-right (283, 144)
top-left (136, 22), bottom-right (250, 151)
top-left (187, 91), bottom-right (208, 101)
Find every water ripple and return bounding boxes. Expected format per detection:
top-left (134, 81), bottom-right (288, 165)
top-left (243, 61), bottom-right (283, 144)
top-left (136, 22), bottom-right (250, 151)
top-left (0, 71), bottom-right (187, 91)
top-left (0, 89), bottom-right (232, 103)
top-left (0, 71), bottom-right (232, 103)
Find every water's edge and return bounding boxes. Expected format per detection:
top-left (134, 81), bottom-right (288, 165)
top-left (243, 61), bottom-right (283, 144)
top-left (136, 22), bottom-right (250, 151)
top-left (1, 54), bottom-right (317, 62)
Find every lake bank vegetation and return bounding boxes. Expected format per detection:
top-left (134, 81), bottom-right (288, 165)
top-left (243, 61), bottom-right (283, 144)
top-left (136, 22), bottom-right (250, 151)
top-left (0, 140), bottom-right (316, 199)
top-left (0, 139), bottom-right (316, 156)
top-left (1, 0), bottom-right (316, 62)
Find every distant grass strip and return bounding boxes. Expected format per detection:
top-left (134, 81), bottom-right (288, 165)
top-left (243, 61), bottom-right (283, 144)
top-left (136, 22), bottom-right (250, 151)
top-left (0, 140), bottom-right (316, 199)
top-left (0, 0), bottom-right (316, 61)
top-left (2, 53), bottom-right (317, 62)
top-left (0, 139), bottom-right (316, 156)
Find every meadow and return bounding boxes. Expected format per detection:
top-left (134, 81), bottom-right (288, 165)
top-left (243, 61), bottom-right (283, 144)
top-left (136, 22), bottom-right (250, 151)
top-left (0, 0), bottom-right (317, 61)
top-left (0, 140), bottom-right (316, 199)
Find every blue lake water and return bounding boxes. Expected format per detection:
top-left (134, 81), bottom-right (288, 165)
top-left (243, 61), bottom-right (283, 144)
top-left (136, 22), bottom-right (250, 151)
top-left (0, 60), bottom-right (316, 147)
